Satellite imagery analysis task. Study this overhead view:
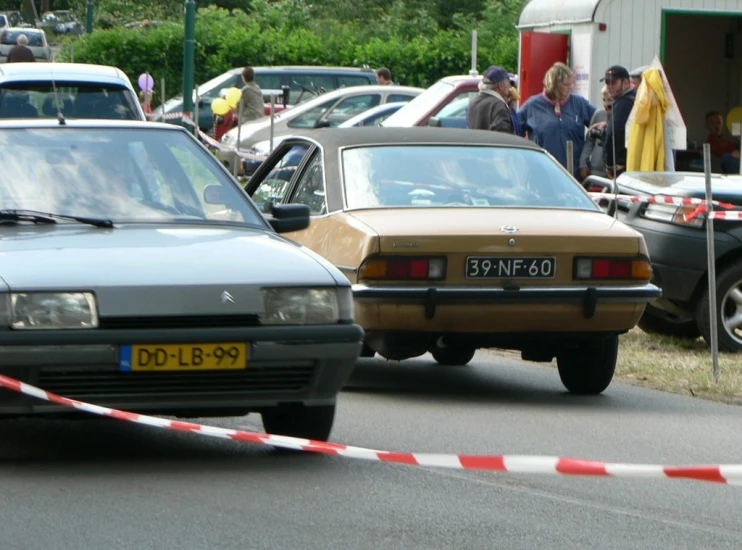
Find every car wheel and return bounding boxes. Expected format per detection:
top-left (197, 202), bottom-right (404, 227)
top-left (431, 346), bottom-right (476, 366)
top-left (261, 403), bottom-right (336, 441)
top-left (637, 304), bottom-right (701, 339)
top-left (696, 262), bottom-right (742, 352)
top-left (556, 336), bottom-right (619, 395)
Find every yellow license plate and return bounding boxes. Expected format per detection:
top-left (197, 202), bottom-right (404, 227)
top-left (120, 343), bottom-right (248, 371)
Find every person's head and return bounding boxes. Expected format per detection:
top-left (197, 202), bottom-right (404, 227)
top-left (241, 66), bottom-right (255, 84)
top-left (543, 62), bottom-right (574, 101)
top-left (601, 84), bottom-right (611, 111)
top-left (602, 65), bottom-right (631, 98)
top-left (376, 67), bottom-right (392, 85)
top-left (16, 33), bottom-right (28, 46)
top-left (706, 111), bottom-right (725, 137)
top-left (630, 66), bottom-right (648, 88)
top-left (482, 65), bottom-right (511, 98)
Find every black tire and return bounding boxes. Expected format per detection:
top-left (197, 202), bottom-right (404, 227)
top-left (556, 336), bottom-right (619, 395)
top-left (638, 304), bottom-right (701, 339)
top-left (431, 346), bottom-right (476, 366)
top-left (261, 404), bottom-right (336, 441)
top-left (696, 262), bottom-right (742, 352)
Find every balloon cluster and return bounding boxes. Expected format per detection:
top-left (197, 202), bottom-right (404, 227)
top-left (212, 87), bottom-right (242, 116)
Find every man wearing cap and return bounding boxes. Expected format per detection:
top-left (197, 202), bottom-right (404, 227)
top-left (467, 66), bottom-right (513, 134)
top-left (601, 65), bottom-right (636, 178)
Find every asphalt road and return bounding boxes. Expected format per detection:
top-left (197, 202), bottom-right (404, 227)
top-left (1, 351), bottom-right (742, 549)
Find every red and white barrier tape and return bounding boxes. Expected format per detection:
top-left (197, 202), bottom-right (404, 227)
top-left (0, 374), bottom-right (740, 486)
top-left (588, 192), bottom-right (736, 210)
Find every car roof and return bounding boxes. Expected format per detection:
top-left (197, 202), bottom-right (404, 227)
top-left (283, 126), bottom-right (541, 149)
top-left (0, 119), bottom-right (182, 131)
top-left (0, 62), bottom-right (131, 85)
top-left (2, 27), bottom-right (45, 36)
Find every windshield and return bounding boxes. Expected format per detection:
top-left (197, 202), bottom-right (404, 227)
top-left (342, 145), bottom-right (599, 210)
top-left (0, 127), bottom-right (265, 226)
top-left (0, 82), bottom-right (142, 120)
top-left (1, 30), bottom-right (44, 46)
top-left (382, 81), bottom-right (454, 127)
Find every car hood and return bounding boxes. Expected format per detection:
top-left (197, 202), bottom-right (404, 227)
top-left (0, 225), bottom-right (342, 317)
top-left (617, 171), bottom-right (742, 205)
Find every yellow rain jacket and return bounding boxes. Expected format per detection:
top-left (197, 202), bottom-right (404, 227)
top-left (627, 68), bottom-right (670, 171)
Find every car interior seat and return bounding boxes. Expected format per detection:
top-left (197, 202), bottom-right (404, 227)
top-left (0, 93), bottom-right (39, 118)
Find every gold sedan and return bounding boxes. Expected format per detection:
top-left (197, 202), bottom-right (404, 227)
top-left (244, 127), bottom-right (661, 395)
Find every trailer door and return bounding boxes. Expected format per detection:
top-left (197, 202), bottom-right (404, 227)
top-left (519, 31), bottom-right (569, 104)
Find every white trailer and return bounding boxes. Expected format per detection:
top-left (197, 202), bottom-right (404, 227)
top-left (517, 0), bottom-right (742, 148)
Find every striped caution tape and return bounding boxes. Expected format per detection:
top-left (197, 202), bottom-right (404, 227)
top-left (588, 192), bottom-right (736, 210)
top-left (0, 374), bottom-right (740, 486)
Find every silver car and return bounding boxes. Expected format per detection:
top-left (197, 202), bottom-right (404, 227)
top-left (0, 119), bottom-right (363, 441)
top-left (0, 28), bottom-right (52, 62)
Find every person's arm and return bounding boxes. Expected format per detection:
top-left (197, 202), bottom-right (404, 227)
top-left (490, 103), bottom-right (512, 133)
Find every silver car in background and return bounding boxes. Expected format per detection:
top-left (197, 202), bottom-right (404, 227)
top-left (0, 119), bottom-right (363, 441)
top-left (0, 28), bottom-right (52, 62)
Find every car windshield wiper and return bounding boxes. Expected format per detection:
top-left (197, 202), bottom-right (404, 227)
top-left (0, 209), bottom-right (114, 228)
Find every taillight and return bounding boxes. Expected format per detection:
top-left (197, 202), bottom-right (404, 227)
top-left (359, 257), bottom-right (446, 280)
top-left (574, 257), bottom-right (652, 280)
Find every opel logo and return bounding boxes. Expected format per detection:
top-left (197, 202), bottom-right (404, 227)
top-left (499, 225), bottom-right (518, 234)
top-left (221, 291), bottom-right (235, 304)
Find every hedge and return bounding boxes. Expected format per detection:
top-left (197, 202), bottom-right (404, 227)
top-left (58, 6), bottom-right (518, 107)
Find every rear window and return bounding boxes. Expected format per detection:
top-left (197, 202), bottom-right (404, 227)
top-left (1, 30), bottom-right (44, 46)
top-left (0, 82), bottom-right (142, 120)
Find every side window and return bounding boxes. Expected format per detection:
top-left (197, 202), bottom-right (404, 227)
top-left (387, 93), bottom-right (417, 103)
top-left (338, 75), bottom-right (374, 88)
top-left (287, 98), bottom-right (336, 128)
top-left (254, 74), bottom-right (283, 91)
top-left (327, 94), bottom-right (381, 126)
top-left (251, 144), bottom-right (310, 211)
top-left (202, 75), bottom-right (242, 100)
top-left (290, 75), bottom-right (335, 96)
top-left (436, 91), bottom-right (477, 118)
top-left (290, 154), bottom-right (327, 215)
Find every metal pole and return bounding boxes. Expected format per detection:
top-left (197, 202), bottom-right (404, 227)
top-left (193, 91), bottom-right (200, 137)
top-left (470, 30), bottom-right (478, 76)
top-left (233, 101), bottom-right (243, 179)
top-left (566, 140), bottom-right (574, 178)
top-left (270, 94), bottom-right (275, 152)
top-left (703, 143), bottom-right (720, 383)
top-left (160, 78), bottom-right (166, 121)
top-left (182, 0), bottom-right (196, 116)
top-left (86, 0), bottom-right (94, 33)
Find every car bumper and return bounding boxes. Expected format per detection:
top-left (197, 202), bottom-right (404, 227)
top-left (0, 324), bottom-right (364, 417)
top-left (351, 283), bottom-right (660, 332)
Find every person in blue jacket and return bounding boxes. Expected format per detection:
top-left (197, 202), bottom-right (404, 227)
top-left (517, 62), bottom-right (596, 178)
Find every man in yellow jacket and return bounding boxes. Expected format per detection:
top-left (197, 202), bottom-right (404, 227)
top-left (627, 68), bottom-right (670, 171)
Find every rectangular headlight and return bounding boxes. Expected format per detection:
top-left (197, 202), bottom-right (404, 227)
top-left (261, 287), bottom-right (340, 325)
top-left (10, 292), bottom-right (99, 330)
top-left (642, 203), bottom-right (704, 228)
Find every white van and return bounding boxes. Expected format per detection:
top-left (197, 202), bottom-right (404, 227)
top-left (0, 62), bottom-right (146, 120)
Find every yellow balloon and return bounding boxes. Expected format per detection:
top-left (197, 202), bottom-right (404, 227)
top-left (212, 98), bottom-right (231, 116)
top-left (226, 87), bottom-right (242, 109)
top-left (726, 106), bottom-right (742, 134)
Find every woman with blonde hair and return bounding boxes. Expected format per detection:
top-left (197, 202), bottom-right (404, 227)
top-left (517, 62), bottom-right (596, 178)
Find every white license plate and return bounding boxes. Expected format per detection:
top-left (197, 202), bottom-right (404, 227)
top-left (466, 257), bottom-right (556, 279)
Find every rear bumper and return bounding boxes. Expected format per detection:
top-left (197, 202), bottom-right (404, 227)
top-left (0, 324), bottom-right (364, 417)
top-left (352, 283), bottom-right (660, 332)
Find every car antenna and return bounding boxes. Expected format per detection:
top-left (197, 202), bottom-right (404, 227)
top-left (49, 60), bottom-right (66, 125)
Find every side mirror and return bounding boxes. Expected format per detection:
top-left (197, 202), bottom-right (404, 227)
top-left (203, 184), bottom-right (227, 205)
top-left (314, 119), bottom-right (331, 129)
top-left (427, 117), bottom-right (441, 127)
top-left (281, 85), bottom-right (291, 107)
top-left (269, 203), bottom-right (310, 233)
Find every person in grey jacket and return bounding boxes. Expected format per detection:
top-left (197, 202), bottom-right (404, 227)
top-left (467, 65), bottom-right (513, 133)
top-left (579, 85), bottom-right (611, 180)
top-left (239, 66), bottom-right (266, 124)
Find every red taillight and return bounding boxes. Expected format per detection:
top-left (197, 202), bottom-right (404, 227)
top-left (575, 257), bottom-right (652, 280)
top-left (359, 257), bottom-right (447, 280)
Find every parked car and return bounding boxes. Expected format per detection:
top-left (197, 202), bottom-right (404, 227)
top-left (0, 62), bottom-right (145, 120)
top-left (0, 118), bottom-right (363, 440)
top-left (593, 171), bottom-right (742, 352)
top-left (244, 127), bottom-right (661, 395)
top-left (220, 85), bottom-right (423, 174)
top-left (37, 10), bottom-right (84, 36)
top-left (155, 65), bottom-right (380, 132)
top-left (1, 11), bottom-right (32, 28)
top-left (0, 28), bottom-right (52, 62)
top-left (382, 75), bottom-right (480, 128)
top-left (0, 14), bottom-right (8, 32)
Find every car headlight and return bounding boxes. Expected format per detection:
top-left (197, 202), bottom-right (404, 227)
top-left (10, 292), bottom-right (99, 330)
top-left (260, 287), bottom-right (352, 325)
top-left (642, 203), bottom-right (704, 228)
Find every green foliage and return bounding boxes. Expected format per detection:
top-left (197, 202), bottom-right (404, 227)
top-left (57, 0), bottom-right (525, 106)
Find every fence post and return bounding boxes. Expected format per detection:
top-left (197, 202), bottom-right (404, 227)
top-left (703, 143), bottom-right (720, 383)
top-left (566, 140), bottom-right (574, 177)
top-left (270, 94), bottom-right (276, 153)
top-left (233, 101), bottom-right (243, 179)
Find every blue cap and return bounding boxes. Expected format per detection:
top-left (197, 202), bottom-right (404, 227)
top-left (483, 66), bottom-right (510, 84)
